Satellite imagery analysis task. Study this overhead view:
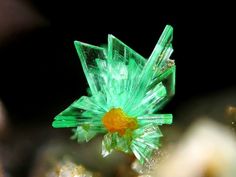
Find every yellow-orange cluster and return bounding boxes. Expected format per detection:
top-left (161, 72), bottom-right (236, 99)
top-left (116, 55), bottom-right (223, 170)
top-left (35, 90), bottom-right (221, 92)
top-left (102, 108), bottom-right (138, 135)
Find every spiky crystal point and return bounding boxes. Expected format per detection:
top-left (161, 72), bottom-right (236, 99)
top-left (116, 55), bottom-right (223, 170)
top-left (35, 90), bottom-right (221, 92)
top-left (52, 25), bottom-right (175, 164)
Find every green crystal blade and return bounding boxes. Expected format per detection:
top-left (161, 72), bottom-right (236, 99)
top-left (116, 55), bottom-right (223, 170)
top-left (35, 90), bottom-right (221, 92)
top-left (128, 82), bottom-right (167, 116)
top-left (108, 34), bottom-right (146, 67)
top-left (71, 126), bottom-right (97, 142)
top-left (137, 114), bottom-right (173, 125)
top-left (102, 132), bottom-right (131, 157)
top-left (123, 25), bottom-right (174, 114)
top-left (131, 124), bottom-right (163, 164)
top-left (74, 41), bottom-right (107, 95)
top-left (52, 119), bottom-right (78, 128)
top-left (52, 95), bottom-right (106, 131)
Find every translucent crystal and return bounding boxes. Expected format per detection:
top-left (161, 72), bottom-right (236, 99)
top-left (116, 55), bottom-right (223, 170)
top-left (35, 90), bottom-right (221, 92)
top-left (52, 25), bottom-right (175, 164)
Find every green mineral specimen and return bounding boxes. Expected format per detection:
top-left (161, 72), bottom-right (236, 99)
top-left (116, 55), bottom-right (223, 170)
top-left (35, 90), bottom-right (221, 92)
top-left (52, 25), bottom-right (175, 164)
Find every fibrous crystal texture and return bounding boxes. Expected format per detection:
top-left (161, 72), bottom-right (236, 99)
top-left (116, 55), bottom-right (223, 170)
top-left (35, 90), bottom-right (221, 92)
top-left (52, 25), bottom-right (175, 164)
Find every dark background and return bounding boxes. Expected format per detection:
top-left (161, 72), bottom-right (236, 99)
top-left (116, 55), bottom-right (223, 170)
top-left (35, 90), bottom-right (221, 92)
top-left (0, 1), bottom-right (235, 124)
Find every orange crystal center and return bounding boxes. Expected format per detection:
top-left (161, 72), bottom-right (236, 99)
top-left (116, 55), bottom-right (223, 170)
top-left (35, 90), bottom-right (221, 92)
top-left (102, 108), bottom-right (138, 135)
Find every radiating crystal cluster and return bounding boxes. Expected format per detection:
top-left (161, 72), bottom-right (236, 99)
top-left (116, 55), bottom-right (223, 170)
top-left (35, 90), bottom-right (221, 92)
top-left (52, 25), bottom-right (175, 164)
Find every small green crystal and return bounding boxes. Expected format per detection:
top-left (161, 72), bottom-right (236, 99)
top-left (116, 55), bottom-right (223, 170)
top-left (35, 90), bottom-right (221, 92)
top-left (52, 25), bottom-right (175, 164)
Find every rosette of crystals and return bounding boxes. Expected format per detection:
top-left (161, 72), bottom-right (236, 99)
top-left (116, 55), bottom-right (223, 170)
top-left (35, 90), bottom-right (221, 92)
top-left (52, 25), bottom-right (175, 164)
